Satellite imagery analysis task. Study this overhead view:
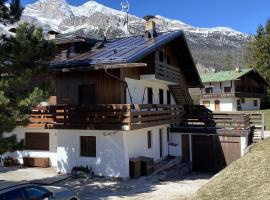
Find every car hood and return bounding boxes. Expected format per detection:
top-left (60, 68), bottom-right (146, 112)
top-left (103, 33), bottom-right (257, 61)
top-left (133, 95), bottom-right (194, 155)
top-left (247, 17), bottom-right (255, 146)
top-left (44, 186), bottom-right (77, 199)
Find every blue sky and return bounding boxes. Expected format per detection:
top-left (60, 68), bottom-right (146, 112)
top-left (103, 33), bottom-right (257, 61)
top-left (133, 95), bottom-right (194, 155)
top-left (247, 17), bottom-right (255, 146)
top-left (21, 0), bottom-right (270, 34)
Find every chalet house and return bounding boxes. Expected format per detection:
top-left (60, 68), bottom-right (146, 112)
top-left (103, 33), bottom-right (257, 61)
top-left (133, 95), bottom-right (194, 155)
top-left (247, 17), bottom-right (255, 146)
top-left (200, 68), bottom-right (268, 112)
top-left (3, 20), bottom-right (206, 178)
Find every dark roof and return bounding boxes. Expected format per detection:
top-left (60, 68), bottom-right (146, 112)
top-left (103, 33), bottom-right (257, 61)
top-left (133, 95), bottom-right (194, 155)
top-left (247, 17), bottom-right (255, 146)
top-left (55, 35), bottom-right (98, 45)
top-left (52, 31), bottom-right (202, 87)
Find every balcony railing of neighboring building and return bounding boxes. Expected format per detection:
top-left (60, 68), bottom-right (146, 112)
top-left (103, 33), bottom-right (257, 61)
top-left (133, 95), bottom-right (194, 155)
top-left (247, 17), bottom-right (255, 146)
top-left (201, 92), bottom-right (266, 99)
top-left (22, 104), bottom-right (184, 131)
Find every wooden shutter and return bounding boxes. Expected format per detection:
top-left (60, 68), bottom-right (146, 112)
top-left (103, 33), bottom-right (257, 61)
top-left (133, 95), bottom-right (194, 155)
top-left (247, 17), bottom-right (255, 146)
top-left (80, 136), bottom-right (96, 157)
top-left (25, 132), bottom-right (49, 151)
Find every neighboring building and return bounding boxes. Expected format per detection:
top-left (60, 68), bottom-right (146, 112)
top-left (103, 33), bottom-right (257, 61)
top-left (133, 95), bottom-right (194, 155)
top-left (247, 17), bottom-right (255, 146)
top-left (199, 68), bottom-right (268, 112)
top-left (3, 20), bottom-right (202, 179)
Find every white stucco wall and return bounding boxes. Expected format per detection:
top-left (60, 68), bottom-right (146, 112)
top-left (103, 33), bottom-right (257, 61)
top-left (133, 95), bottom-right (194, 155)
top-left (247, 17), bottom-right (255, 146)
top-left (168, 133), bottom-right (182, 157)
top-left (56, 130), bottom-right (129, 178)
top-left (240, 134), bottom-right (249, 156)
top-left (125, 77), bottom-right (176, 105)
top-left (125, 125), bottom-right (170, 161)
top-left (202, 81), bottom-right (235, 94)
top-left (3, 128), bottom-right (58, 167)
top-left (238, 98), bottom-right (261, 111)
top-left (200, 98), bottom-right (234, 112)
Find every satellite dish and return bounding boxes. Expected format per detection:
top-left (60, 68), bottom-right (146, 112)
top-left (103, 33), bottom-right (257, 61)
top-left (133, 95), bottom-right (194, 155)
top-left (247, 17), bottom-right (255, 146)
top-left (121, 1), bottom-right (129, 12)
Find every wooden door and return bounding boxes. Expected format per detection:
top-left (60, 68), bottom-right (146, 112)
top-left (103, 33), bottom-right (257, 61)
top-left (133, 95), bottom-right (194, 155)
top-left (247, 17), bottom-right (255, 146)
top-left (79, 85), bottom-right (96, 105)
top-left (192, 135), bottom-right (240, 172)
top-left (215, 100), bottom-right (220, 111)
top-left (159, 129), bottom-right (163, 158)
top-left (182, 134), bottom-right (190, 161)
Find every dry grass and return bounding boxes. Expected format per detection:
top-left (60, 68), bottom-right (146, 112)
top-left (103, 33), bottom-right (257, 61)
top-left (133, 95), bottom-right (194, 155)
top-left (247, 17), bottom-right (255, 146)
top-left (192, 139), bottom-right (270, 200)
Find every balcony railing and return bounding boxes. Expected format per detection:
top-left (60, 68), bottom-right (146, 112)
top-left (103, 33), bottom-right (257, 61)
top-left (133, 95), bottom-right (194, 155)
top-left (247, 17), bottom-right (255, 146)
top-left (26, 104), bottom-right (184, 130)
top-left (201, 92), bottom-right (265, 99)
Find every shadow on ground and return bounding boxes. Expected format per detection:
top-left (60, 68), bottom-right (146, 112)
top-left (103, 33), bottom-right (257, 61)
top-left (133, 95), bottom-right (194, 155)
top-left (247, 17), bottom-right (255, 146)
top-left (54, 173), bottom-right (213, 200)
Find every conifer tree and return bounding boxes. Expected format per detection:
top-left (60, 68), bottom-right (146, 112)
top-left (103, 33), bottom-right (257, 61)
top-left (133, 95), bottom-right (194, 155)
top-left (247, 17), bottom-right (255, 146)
top-left (0, 0), bottom-right (56, 154)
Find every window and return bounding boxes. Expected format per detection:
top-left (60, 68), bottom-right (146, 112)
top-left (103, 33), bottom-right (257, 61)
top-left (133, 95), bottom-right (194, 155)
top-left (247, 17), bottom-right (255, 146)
top-left (254, 100), bottom-right (258, 106)
top-left (80, 136), bottom-right (96, 157)
top-left (224, 87), bottom-right (232, 93)
top-left (24, 186), bottom-right (50, 200)
top-left (237, 99), bottom-right (242, 111)
top-left (147, 131), bottom-right (152, 149)
top-left (159, 89), bottom-right (164, 104)
top-left (167, 90), bottom-right (171, 105)
top-left (79, 84), bottom-right (96, 105)
top-left (1, 189), bottom-right (24, 200)
top-left (241, 98), bottom-right (245, 104)
top-left (203, 100), bottom-right (210, 107)
top-left (167, 55), bottom-right (171, 65)
top-left (205, 87), bottom-right (213, 94)
top-left (147, 88), bottom-right (153, 104)
top-left (25, 132), bottom-right (49, 151)
top-left (159, 50), bottom-right (164, 62)
top-left (167, 127), bottom-right (170, 143)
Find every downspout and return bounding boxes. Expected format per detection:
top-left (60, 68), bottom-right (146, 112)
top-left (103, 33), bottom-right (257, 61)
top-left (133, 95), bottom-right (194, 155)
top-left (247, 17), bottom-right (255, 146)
top-left (104, 69), bottom-right (133, 104)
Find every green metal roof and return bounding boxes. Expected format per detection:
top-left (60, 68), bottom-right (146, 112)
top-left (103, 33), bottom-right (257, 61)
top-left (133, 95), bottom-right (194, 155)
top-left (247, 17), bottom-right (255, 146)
top-left (200, 68), bottom-right (254, 83)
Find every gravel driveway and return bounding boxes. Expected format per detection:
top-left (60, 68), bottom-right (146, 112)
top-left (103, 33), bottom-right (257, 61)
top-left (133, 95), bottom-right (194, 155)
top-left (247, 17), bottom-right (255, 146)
top-left (55, 173), bottom-right (212, 200)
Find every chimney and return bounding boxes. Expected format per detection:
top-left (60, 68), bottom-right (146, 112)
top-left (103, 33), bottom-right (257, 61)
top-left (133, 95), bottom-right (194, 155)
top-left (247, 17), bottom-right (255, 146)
top-left (61, 50), bottom-right (68, 61)
top-left (144, 15), bottom-right (157, 38)
top-left (235, 67), bottom-right (241, 72)
top-left (48, 30), bottom-right (60, 40)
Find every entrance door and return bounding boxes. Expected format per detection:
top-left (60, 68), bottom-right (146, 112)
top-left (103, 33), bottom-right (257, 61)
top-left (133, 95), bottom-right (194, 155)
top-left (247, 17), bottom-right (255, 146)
top-left (79, 85), bottom-right (96, 105)
top-left (182, 134), bottom-right (190, 161)
top-left (159, 129), bottom-right (163, 158)
top-left (215, 100), bottom-right (220, 111)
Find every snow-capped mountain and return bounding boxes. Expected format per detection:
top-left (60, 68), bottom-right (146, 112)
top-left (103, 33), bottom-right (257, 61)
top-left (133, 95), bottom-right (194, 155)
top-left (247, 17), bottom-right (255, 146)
top-left (13, 0), bottom-right (253, 70)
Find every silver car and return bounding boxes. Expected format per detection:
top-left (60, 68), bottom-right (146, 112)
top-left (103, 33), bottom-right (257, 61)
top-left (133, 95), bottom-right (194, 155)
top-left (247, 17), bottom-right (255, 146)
top-left (0, 181), bottom-right (79, 200)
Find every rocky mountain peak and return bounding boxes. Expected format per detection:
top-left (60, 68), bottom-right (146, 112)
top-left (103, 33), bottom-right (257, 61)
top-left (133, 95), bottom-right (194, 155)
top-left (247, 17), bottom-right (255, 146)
top-left (17, 0), bottom-right (252, 71)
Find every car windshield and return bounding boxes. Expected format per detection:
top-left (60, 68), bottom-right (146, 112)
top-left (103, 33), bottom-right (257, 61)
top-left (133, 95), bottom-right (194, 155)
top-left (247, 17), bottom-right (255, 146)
top-left (23, 186), bottom-right (50, 200)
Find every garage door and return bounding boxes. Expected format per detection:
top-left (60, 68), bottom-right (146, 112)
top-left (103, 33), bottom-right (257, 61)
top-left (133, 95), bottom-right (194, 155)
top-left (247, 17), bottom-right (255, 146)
top-left (192, 135), bottom-right (240, 172)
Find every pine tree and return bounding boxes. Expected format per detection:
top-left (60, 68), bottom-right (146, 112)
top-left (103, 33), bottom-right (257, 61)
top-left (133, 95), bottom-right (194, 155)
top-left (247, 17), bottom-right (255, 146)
top-left (0, 23), bottom-right (56, 136)
top-left (0, 0), bottom-right (23, 24)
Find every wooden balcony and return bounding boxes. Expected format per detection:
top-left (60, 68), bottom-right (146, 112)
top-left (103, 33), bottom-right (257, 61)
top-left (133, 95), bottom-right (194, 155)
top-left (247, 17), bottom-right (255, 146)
top-left (201, 92), bottom-right (265, 99)
top-left (26, 104), bottom-right (184, 130)
top-left (172, 112), bottom-right (251, 136)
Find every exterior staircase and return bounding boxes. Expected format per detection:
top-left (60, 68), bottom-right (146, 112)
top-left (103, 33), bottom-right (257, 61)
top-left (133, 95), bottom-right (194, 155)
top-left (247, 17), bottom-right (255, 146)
top-left (168, 84), bottom-right (193, 105)
top-left (168, 84), bottom-right (215, 126)
top-left (249, 112), bottom-right (265, 142)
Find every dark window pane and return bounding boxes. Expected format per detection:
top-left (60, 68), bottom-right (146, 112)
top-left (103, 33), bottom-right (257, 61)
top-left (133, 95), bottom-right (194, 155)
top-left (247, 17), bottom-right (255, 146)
top-left (24, 186), bottom-right (50, 200)
top-left (159, 51), bottom-right (164, 62)
top-left (167, 91), bottom-right (171, 105)
top-left (79, 84), bottom-right (96, 105)
top-left (81, 136), bottom-right (96, 157)
top-left (147, 88), bottom-right (153, 104)
top-left (147, 131), bottom-right (152, 149)
top-left (205, 88), bottom-right (212, 94)
top-left (159, 89), bottom-right (164, 104)
top-left (167, 56), bottom-right (171, 65)
top-left (4, 189), bottom-right (24, 200)
top-left (224, 87), bottom-right (232, 93)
